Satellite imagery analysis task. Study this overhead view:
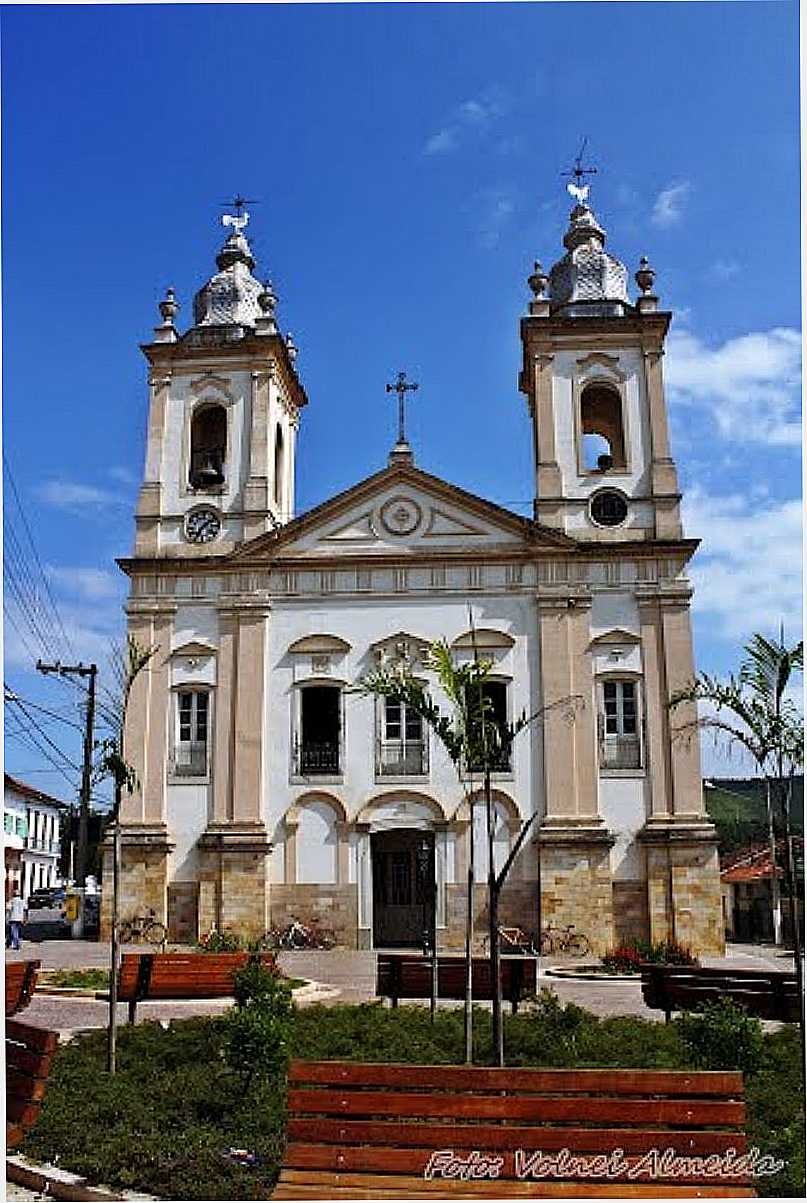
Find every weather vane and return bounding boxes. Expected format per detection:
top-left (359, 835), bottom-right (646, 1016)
top-left (562, 138), bottom-right (597, 203)
top-left (385, 371), bottom-right (419, 445)
top-left (221, 194), bottom-right (259, 235)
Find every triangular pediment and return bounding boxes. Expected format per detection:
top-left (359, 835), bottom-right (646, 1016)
top-left (229, 462), bottom-right (576, 564)
top-left (171, 639), bottom-right (217, 658)
top-left (589, 628), bottom-right (641, 649)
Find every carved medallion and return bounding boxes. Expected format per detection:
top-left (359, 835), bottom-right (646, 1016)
top-left (379, 496), bottom-right (422, 536)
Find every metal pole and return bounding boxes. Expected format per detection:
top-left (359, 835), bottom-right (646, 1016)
top-left (77, 665), bottom-right (97, 888)
top-left (464, 793), bottom-right (474, 1064)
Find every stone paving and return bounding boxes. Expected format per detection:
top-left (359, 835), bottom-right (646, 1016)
top-left (5, 938), bottom-right (797, 1034)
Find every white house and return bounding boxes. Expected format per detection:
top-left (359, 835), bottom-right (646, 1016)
top-left (4, 774), bottom-right (65, 901)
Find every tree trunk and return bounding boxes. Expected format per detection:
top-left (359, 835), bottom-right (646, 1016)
top-left (107, 794), bottom-right (122, 1074)
top-left (777, 773), bottom-right (804, 1053)
top-left (765, 780), bottom-right (783, 945)
top-left (485, 765), bottom-right (504, 1066)
top-left (464, 796), bottom-right (474, 1063)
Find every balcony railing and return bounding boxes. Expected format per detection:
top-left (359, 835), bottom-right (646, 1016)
top-left (377, 739), bottom-right (428, 777)
top-left (24, 836), bottom-right (59, 854)
top-left (170, 742), bottom-right (209, 777)
top-left (297, 740), bottom-right (341, 776)
top-left (600, 735), bottom-right (642, 770)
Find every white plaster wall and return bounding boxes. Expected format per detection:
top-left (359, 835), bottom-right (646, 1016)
top-left (600, 778), bottom-right (648, 880)
top-left (296, 799), bottom-right (338, 884)
top-left (265, 593), bottom-right (540, 885)
top-left (167, 784), bottom-right (209, 881)
top-left (472, 800), bottom-right (511, 878)
top-left (590, 591), bottom-right (640, 638)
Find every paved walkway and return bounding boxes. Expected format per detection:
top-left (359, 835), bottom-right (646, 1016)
top-left (6, 939), bottom-right (797, 1035)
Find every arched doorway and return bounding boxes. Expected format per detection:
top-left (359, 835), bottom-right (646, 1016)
top-left (372, 828), bottom-right (434, 948)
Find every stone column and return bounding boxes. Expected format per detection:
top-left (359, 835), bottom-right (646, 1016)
top-left (642, 345), bottom-right (682, 539)
top-left (198, 601), bottom-right (272, 939)
top-left (243, 368), bottom-right (271, 539)
top-left (661, 596), bottom-right (703, 819)
top-left (232, 608), bottom-right (268, 823)
top-left (569, 598), bottom-right (598, 821)
top-left (637, 595), bottom-right (673, 819)
top-left (537, 598), bottom-right (576, 819)
top-left (142, 610), bottom-right (173, 825)
top-left (211, 609), bottom-right (237, 822)
top-left (356, 824), bottom-right (372, 948)
top-left (135, 373), bottom-right (171, 556)
top-left (335, 821), bottom-right (351, 885)
top-left (531, 351), bottom-right (564, 528)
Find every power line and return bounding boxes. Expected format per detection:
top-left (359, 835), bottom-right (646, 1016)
top-left (3, 453), bottom-right (75, 657)
top-left (4, 694), bottom-right (83, 774)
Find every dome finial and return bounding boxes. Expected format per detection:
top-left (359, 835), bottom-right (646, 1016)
top-left (561, 137), bottom-right (597, 205)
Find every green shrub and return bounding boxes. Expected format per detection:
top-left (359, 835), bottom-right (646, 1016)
top-left (637, 938), bottom-right (699, 965)
top-left (231, 958), bottom-right (281, 1008)
top-left (675, 997), bottom-right (765, 1074)
top-left (745, 1026), bottom-right (806, 1198)
top-left (45, 968), bottom-right (110, 990)
top-left (219, 964), bottom-right (294, 1089)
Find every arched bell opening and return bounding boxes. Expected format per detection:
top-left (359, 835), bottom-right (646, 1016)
top-left (580, 382), bottom-right (626, 472)
top-left (189, 404), bottom-right (227, 490)
top-left (273, 425), bottom-right (285, 509)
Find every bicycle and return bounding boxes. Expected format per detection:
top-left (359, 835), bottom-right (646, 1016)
top-left (539, 924), bottom-right (590, 957)
top-left (119, 908), bottom-right (168, 948)
top-left (258, 918), bottom-right (337, 951)
top-left (481, 925), bottom-right (539, 956)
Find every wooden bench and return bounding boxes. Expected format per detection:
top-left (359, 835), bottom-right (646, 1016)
top-left (274, 1060), bottom-right (756, 1198)
top-left (114, 951), bottom-right (277, 1023)
top-left (642, 965), bottom-right (800, 1023)
top-left (6, 1018), bottom-right (59, 1149)
top-left (5, 960), bottom-right (40, 1016)
top-left (376, 955), bottom-right (537, 1014)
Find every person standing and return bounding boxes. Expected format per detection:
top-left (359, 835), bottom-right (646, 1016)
top-left (6, 888), bottom-right (26, 950)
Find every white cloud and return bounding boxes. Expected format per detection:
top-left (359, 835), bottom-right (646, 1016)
top-left (36, 479), bottom-right (125, 511)
top-left (423, 89), bottom-right (508, 156)
top-left (424, 128), bottom-right (459, 156)
top-left (665, 326), bottom-right (801, 446)
top-left (706, 258), bottom-right (741, 282)
top-left (46, 566), bottom-right (122, 601)
top-left (651, 181), bottom-right (691, 227)
top-left (107, 465), bottom-right (139, 486)
top-left (683, 487), bottom-right (803, 640)
top-left (472, 187), bottom-right (517, 249)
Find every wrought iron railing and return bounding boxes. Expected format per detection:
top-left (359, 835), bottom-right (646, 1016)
top-left (170, 742), bottom-right (209, 776)
top-left (600, 735), bottom-right (642, 770)
top-left (297, 740), bottom-right (341, 775)
top-left (377, 739), bottom-right (428, 777)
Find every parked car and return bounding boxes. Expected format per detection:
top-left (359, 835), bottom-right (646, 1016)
top-left (28, 887), bottom-right (66, 910)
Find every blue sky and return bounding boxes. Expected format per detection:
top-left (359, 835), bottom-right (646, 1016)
top-left (2, 0), bottom-right (802, 800)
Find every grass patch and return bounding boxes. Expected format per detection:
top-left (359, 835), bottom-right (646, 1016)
top-left (43, 969), bottom-right (110, 990)
top-left (22, 998), bottom-right (804, 1200)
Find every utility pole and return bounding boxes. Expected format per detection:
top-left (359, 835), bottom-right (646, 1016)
top-left (37, 660), bottom-right (97, 888)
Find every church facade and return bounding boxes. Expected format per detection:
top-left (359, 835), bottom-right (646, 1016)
top-left (103, 194), bottom-right (724, 955)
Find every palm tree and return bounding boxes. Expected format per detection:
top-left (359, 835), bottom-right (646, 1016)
top-left (360, 633), bottom-right (581, 1065)
top-left (669, 632), bottom-right (803, 1041)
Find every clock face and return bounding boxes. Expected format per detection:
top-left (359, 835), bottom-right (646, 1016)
top-left (185, 508), bottom-right (221, 544)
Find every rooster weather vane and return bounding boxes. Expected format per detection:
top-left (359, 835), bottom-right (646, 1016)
top-left (562, 139), bottom-right (597, 203)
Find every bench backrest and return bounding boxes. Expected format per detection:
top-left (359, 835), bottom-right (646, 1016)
top-left (377, 956), bottom-right (537, 1002)
top-left (117, 951), bottom-right (277, 1001)
top-left (284, 1060), bottom-right (752, 1191)
top-left (5, 960), bottom-right (40, 1016)
top-left (642, 965), bottom-right (800, 1022)
top-left (6, 1018), bottom-right (59, 1147)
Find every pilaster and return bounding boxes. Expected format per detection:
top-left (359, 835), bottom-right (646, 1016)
top-left (641, 343), bottom-right (682, 538)
top-left (637, 594), bottom-right (673, 819)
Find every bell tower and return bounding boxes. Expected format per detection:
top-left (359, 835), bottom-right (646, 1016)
top-left (135, 208), bottom-right (307, 557)
top-left (519, 191), bottom-right (681, 543)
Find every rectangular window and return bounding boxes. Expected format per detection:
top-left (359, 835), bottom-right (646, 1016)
top-left (600, 681), bottom-right (642, 770)
top-left (172, 690), bottom-right (210, 777)
top-left (466, 682), bottom-right (511, 773)
top-left (296, 685), bottom-right (341, 775)
top-left (378, 698), bottom-right (428, 777)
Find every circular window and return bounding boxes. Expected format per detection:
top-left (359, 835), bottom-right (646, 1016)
top-left (590, 490), bottom-right (628, 528)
